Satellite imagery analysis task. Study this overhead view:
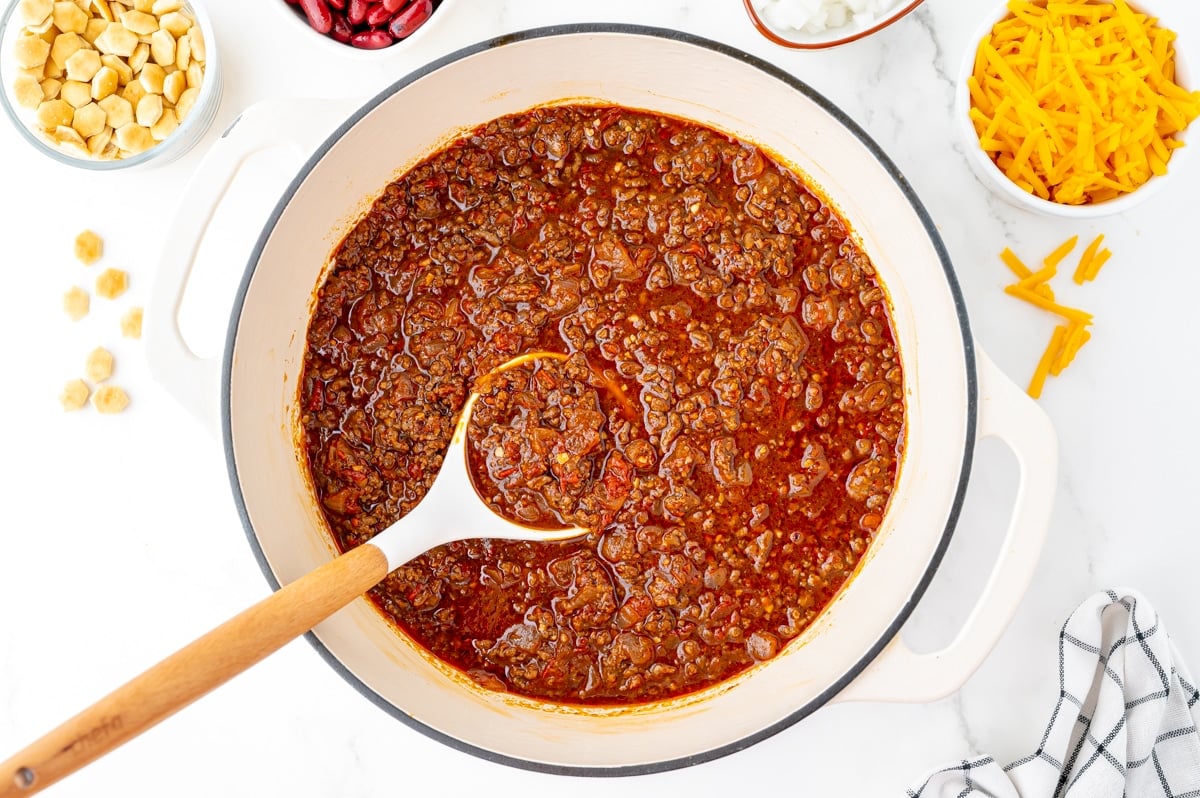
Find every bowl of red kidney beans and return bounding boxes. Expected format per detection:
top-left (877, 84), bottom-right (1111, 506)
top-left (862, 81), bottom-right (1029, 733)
top-left (281, 0), bottom-right (444, 50)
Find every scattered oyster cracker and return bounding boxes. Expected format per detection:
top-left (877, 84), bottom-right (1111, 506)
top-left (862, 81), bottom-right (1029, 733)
top-left (60, 379), bottom-right (90, 411)
top-left (85, 346), bottom-right (113, 382)
top-left (91, 384), bottom-right (130, 414)
top-left (64, 285), bottom-right (89, 320)
top-left (120, 306), bottom-right (143, 338)
top-left (74, 230), bottom-right (103, 265)
top-left (96, 267), bottom-right (128, 300)
top-left (59, 230), bottom-right (136, 413)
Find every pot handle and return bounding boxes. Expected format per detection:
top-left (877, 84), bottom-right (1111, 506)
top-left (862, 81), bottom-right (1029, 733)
top-left (145, 98), bottom-right (360, 437)
top-left (835, 346), bottom-right (1057, 704)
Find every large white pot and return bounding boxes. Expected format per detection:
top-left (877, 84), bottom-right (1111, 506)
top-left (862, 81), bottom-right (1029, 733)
top-left (147, 25), bottom-right (1057, 774)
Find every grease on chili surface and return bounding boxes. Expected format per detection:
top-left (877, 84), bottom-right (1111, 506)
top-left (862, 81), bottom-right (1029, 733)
top-left (299, 105), bottom-right (905, 705)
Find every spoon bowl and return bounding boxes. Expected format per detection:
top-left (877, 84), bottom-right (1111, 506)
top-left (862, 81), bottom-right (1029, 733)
top-left (345, 351), bottom-right (585, 573)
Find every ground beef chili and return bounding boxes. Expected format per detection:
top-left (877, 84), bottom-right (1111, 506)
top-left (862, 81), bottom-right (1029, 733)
top-left (300, 104), bottom-right (905, 705)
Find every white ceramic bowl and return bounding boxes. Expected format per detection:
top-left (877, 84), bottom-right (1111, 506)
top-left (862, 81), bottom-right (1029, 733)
top-left (743, 0), bottom-right (925, 50)
top-left (0, 0), bottom-right (222, 170)
top-left (147, 25), bottom-right (1058, 775)
top-left (270, 0), bottom-right (454, 57)
top-left (956, 0), bottom-right (1195, 218)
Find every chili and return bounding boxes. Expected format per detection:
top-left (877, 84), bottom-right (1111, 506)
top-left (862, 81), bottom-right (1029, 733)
top-left (299, 105), bottom-right (904, 704)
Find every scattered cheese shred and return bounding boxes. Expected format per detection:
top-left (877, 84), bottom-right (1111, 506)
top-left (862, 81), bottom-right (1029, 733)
top-left (1001, 247), bottom-right (1033, 279)
top-left (1029, 325), bottom-right (1068, 399)
top-left (1042, 235), bottom-right (1079, 269)
top-left (1072, 234), bottom-right (1108, 283)
top-left (1084, 246), bottom-right (1112, 281)
top-left (970, 0), bottom-right (1200, 205)
top-left (1003, 247), bottom-right (1056, 300)
top-left (1054, 322), bottom-right (1092, 375)
top-left (1003, 283), bottom-right (1092, 324)
top-left (1002, 236), bottom-right (1114, 398)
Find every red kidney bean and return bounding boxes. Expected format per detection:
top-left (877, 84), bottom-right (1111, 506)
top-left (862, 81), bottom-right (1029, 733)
top-left (286, 0), bottom-right (436, 47)
top-left (330, 11), bottom-right (353, 42)
top-left (298, 0), bottom-right (333, 33)
top-left (366, 2), bottom-right (393, 26)
top-left (388, 0), bottom-right (432, 39)
top-left (347, 0), bottom-right (369, 25)
top-left (350, 29), bottom-right (393, 48)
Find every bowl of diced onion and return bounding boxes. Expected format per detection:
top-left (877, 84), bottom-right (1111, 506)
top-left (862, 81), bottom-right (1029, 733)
top-left (0, 0), bottom-right (222, 170)
top-left (743, 0), bottom-right (925, 49)
top-left (956, 0), bottom-right (1200, 218)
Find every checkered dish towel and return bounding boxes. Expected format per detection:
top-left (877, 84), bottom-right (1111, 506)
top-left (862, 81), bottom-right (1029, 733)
top-left (908, 590), bottom-right (1200, 797)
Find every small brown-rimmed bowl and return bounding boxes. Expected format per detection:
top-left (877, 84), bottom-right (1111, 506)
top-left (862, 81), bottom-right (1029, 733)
top-left (743, 0), bottom-right (925, 50)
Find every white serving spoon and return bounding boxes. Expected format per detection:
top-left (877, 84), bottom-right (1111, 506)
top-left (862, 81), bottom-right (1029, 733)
top-left (0, 352), bottom-right (584, 797)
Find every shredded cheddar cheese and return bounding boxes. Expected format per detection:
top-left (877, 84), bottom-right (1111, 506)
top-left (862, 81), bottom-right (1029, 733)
top-left (1042, 235), bottom-right (1079, 269)
top-left (1002, 235), bottom-right (1110, 398)
top-left (970, 0), bottom-right (1200, 205)
top-left (1002, 246), bottom-right (1056, 299)
top-left (1029, 325), bottom-right (1068, 398)
top-left (1001, 247), bottom-right (1033, 279)
top-left (1072, 234), bottom-right (1109, 283)
top-left (1003, 282), bottom-right (1092, 323)
top-left (1084, 247), bottom-right (1112, 280)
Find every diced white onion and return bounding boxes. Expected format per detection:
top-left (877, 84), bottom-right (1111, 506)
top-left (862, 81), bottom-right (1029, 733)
top-left (752, 0), bottom-right (901, 35)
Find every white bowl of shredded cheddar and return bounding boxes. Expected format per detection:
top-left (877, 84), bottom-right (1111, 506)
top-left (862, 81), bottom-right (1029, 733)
top-left (957, 0), bottom-right (1200, 217)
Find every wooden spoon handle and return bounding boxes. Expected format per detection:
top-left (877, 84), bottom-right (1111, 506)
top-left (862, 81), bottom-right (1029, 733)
top-left (0, 543), bottom-right (389, 797)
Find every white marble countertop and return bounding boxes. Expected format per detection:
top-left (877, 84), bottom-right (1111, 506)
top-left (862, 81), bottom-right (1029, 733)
top-left (2, 0), bottom-right (1199, 795)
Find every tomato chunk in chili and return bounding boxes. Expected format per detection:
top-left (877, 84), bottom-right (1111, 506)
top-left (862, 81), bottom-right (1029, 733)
top-left (299, 105), bottom-right (905, 705)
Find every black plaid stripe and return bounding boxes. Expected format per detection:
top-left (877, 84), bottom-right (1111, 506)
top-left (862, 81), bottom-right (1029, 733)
top-left (1063, 720), bottom-right (1126, 792)
top-left (1005, 746), bottom-right (1064, 772)
top-left (1151, 748), bottom-right (1183, 797)
top-left (1127, 729), bottom-right (1200, 771)
top-left (1178, 673), bottom-right (1200, 709)
top-left (1129, 690), bottom-right (1171, 710)
top-left (907, 757), bottom-right (996, 797)
top-left (1052, 594), bottom-right (1176, 793)
top-left (1063, 631), bottom-right (1100, 655)
top-left (1126, 596), bottom-right (1169, 693)
top-left (906, 591), bottom-right (1200, 797)
top-left (1055, 712), bottom-right (1094, 797)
